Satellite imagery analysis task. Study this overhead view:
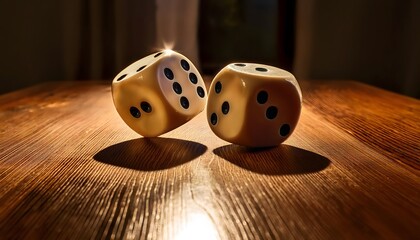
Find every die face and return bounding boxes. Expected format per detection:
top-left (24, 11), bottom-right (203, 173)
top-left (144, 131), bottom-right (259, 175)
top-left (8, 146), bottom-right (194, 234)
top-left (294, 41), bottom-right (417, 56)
top-left (112, 50), bottom-right (206, 137)
top-left (207, 63), bottom-right (302, 147)
top-left (206, 70), bottom-right (248, 141)
top-left (229, 63), bottom-right (302, 102)
top-left (113, 51), bottom-right (163, 82)
top-left (242, 80), bottom-right (301, 147)
top-left (156, 51), bottom-right (207, 116)
top-left (112, 78), bottom-right (168, 137)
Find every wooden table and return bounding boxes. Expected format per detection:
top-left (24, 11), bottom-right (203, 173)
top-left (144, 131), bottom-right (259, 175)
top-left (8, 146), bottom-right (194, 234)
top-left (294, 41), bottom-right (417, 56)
top-left (0, 80), bottom-right (419, 239)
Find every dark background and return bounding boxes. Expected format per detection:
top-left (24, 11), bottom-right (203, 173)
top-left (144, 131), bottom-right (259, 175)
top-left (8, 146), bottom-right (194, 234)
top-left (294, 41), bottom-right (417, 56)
top-left (0, 0), bottom-right (419, 98)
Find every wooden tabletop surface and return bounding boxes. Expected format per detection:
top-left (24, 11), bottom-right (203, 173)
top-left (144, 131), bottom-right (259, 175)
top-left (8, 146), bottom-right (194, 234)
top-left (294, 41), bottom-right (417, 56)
top-left (0, 80), bottom-right (419, 239)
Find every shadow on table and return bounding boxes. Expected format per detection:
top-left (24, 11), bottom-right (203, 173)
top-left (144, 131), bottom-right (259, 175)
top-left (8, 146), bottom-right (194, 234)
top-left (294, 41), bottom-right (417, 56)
top-left (213, 144), bottom-right (330, 175)
top-left (93, 138), bottom-right (207, 171)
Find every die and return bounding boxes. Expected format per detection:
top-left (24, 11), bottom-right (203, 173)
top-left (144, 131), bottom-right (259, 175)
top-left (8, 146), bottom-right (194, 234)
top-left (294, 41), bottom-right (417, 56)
top-left (112, 50), bottom-right (207, 137)
top-left (206, 63), bottom-right (302, 147)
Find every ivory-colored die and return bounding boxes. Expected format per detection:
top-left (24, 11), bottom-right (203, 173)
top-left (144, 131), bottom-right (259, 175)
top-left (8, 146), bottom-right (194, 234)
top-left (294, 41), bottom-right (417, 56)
top-left (207, 63), bottom-right (302, 147)
top-left (112, 50), bottom-right (207, 137)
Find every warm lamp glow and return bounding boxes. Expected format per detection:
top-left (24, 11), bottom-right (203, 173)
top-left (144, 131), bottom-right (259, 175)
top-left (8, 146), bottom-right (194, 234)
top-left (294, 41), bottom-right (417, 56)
top-left (153, 41), bottom-right (175, 53)
top-left (163, 41), bottom-right (175, 51)
top-left (174, 212), bottom-right (219, 240)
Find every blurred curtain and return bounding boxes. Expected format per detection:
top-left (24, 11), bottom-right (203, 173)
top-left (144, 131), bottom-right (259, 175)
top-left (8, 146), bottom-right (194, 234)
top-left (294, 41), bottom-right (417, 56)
top-left (294, 0), bottom-right (420, 98)
top-left (2, 0), bottom-right (418, 97)
top-left (60, 1), bottom-right (156, 81)
top-left (0, 0), bottom-right (199, 94)
top-left (199, 0), bottom-right (282, 74)
top-left (62, 0), bottom-right (199, 79)
top-left (156, 0), bottom-right (200, 67)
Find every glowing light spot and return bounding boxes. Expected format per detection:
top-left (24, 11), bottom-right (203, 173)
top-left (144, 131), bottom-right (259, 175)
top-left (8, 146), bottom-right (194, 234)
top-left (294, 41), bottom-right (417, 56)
top-left (163, 41), bottom-right (175, 51)
top-left (174, 212), bottom-right (219, 240)
top-left (152, 40), bottom-right (175, 54)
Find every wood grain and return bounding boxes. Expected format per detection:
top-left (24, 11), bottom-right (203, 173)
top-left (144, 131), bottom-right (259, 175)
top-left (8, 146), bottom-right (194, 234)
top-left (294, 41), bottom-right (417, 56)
top-left (302, 80), bottom-right (420, 171)
top-left (0, 80), bottom-right (419, 239)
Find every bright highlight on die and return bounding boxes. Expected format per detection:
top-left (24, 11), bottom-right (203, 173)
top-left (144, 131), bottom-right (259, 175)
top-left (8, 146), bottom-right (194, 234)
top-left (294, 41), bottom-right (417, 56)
top-left (111, 50), bottom-right (207, 137)
top-left (206, 63), bottom-right (302, 148)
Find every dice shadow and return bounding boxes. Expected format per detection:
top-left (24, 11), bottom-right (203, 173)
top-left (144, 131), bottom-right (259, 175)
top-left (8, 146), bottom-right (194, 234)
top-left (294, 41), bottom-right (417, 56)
top-left (93, 138), bottom-right (207, 171)
top-left (213, 144), bottom-right (330, 175)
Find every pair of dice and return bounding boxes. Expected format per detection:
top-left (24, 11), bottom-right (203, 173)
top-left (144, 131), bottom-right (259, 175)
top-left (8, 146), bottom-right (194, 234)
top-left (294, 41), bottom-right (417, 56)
top-left (112, 50), bottom-right (302, 148)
